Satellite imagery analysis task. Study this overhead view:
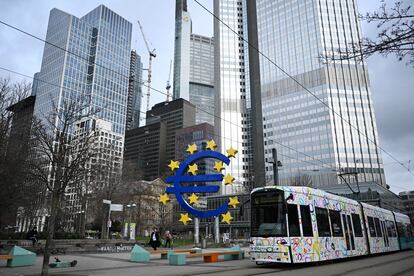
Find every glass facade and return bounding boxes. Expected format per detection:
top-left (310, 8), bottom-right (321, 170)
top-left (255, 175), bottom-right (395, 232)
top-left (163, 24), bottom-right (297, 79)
top-left (34, 5), bottom-right (132, 136)
top-left (256, 0), bottom-right (385, 187)
top-left (214, 0), bottom-right (251, 194)
top-left (173, 0), bottom-right (191, 100)
top-left (189, 34), bottom-right (215, 126)
top-left (126, 50), bottom-right (143, 130)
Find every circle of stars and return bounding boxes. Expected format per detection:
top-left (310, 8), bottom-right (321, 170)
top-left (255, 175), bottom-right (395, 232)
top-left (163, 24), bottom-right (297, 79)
top-left (160, 140), bottom-right (239, 225)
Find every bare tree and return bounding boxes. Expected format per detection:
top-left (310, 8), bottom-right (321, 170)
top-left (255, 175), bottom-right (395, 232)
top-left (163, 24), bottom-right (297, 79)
top-left (29, 97), bottom-right (98, 276)
top-left (326, 1), bottom-right (414, 66)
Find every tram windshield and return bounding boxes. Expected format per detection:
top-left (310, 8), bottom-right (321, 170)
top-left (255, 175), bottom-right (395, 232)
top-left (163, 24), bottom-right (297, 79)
top-left (251, 190), bottom-right (287, 237)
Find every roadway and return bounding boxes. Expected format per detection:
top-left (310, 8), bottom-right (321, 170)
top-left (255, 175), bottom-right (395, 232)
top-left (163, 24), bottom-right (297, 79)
top-left (1, 248), bottom-right (413, 276)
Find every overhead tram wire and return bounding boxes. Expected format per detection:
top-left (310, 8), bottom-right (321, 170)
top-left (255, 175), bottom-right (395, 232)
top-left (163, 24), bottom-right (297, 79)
top-left (0, 65), bottom-right (338, 173)
top-left (191, 0), bottom-right (414, 178)
top-left (2, 18), bottom-right (411, 179)
top-left (0, 16), bottom-right (401, 179)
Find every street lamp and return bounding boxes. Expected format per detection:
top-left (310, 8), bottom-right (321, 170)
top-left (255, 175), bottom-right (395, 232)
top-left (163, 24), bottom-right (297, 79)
top-left (267, 148), bottom-right (282, 185)
top-left (126, 203), bottom-right (137, 240)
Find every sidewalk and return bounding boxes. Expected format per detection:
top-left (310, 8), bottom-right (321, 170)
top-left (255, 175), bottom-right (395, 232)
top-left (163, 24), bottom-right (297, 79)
top-left (0, 246), bottom-right (252, 276)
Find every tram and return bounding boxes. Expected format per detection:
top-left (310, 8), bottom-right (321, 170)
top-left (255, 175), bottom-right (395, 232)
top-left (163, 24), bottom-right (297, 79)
top-left (249, 186), bottom-right (414, 264)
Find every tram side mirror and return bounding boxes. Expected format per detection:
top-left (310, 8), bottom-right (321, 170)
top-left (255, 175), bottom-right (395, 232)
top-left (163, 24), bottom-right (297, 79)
top-left (286, 193), bottom-right (294, 202)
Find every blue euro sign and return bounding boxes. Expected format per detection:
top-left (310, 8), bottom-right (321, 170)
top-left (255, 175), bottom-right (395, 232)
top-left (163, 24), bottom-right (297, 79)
top-left (165, 151), bottom-right (229, 218)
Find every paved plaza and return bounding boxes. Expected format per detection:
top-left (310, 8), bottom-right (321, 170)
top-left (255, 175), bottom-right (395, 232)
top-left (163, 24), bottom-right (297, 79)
top-left (1, 248), bottom-right (414, 276)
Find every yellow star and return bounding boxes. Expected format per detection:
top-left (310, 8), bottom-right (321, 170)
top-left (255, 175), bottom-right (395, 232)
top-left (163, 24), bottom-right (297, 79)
top-left (206, 140), bottom-right (217, 150)
top-left (226, 147), bottom-right (238, 158)
top-left (186, 144), bottom-right (198, 155)
top-left (188, 193), bottom-right (199, 205)
top-left (213, 161), bottom-right (225, 173)
top-left (179, 213), bottom-right (192, 225)
top-left (224, 174), bottom-right (235, 185)
top-left (168, 160), bottom-right (180, 171)
top-left (159, 193), bottom-right (170, 205)
top-left (221, 211), bottom-right (233, 224)
top-left (188, 163), bottom-right (198, 175)
top-left (228, 196), bottom-right (240, 208)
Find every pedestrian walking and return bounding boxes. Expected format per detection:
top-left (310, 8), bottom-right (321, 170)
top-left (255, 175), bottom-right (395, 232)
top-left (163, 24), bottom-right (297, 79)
top-left (26, 227), bottom-right (38, 247)
top-left (164, 230), bottom-right (173, 248)
top-left (149, 228), bottom-right (161, 250)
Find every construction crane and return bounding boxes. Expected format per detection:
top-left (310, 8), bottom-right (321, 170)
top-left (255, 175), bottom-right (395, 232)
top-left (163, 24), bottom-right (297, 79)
top-left (166, 60), bottom-right (172, 101)
top-left (137, 20), bottom-right (156, 112)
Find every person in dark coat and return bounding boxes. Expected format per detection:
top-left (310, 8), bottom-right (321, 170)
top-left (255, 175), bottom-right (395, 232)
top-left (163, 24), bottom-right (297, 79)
top-left (27, 227), bottom-right (38, 247)
top-left (149, 228), bottom-right (161, 250)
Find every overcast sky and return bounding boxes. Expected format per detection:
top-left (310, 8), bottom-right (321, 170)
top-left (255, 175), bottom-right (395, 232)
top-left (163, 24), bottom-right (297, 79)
top-left (0, 0), bottom-right (412, 194)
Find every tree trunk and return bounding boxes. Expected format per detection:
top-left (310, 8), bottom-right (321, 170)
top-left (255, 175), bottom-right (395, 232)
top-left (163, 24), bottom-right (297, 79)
top-left (40, 191), bottom-right (59, 276)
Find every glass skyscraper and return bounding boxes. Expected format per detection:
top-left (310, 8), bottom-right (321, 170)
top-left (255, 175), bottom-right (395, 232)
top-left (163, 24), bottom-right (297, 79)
top-left (214, 0), bottom-right (266, 194)
top-left (126, 50), bottom-right (143, 130)
top-left (256, 0), bottom-right (385, 187)
top-left (189, 34), bottom-right (215, 126)
top-left (173, 0), bottom-right (192, 100)
top-left (34, 5), bottom-right (132, 136)
top-left (33, 5), bottom-right (132, 229)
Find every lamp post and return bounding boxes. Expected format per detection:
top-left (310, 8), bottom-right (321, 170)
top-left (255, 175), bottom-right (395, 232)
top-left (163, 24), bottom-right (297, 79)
top-left (126, 203), bottom-right (137, 240)
top-left (267, 148), bottom-right (282, 185)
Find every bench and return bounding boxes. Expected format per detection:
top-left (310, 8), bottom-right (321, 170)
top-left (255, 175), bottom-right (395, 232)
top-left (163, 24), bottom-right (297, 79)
top-left (149, 248), bottom-right (202, 259)
top-left (169, 250), bottom-right (244, 265)
top-left (0, 246), bottom-right (36, 267)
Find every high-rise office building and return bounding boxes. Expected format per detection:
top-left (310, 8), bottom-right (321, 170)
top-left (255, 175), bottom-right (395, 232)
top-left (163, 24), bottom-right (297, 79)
top-left (256, 0), bottom-right (385, 187)
top-left (214, 0), bottom-right (265, 194)
top-left (189, 34), bottom-right (215, 126)
top-left (34, 5), bottom-right (132, 136)
top-left (126, 50), bottom-right (143, 130)
top-left (33, 5), bottom-right (132, 229)
top-left (175, 123), bottom-right (215, 186)
top-left (31, 72), bottom-right (40, 96)
top-left (124, 120), bottom-right (167, 181)
top-left (173, 0), bottom-right (192, 100)
top-left (124, 99), bottom-right (196, 181)
top-left (147, 99), bottom-right (196, 170)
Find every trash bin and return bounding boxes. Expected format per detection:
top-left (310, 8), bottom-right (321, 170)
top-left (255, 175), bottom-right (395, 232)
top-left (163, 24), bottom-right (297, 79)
top-left (202, 238), bottom-right (207, 249)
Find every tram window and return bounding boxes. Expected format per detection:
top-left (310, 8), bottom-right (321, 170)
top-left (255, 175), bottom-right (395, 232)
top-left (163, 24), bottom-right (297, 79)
top-left (316, 207), bottom-right (331, 237)
top-left (386, 221), bottom-right (395, 237)
top-left (251, 190), bottom-right (287, 237)
top-left (368, 216), bottom-right (376, 237)
top-left (397, 222), bottom-right (406, 237)
top-left (288, 204), bottom-right (300, 236)
top-left (352, 214), bottom-right (363, 237)
top-left (329, 210), bottom-right (343, 237)
top-left (300, 205), bottom-right (313, 237)
top-left (374, 218), bottom-right (383, 237)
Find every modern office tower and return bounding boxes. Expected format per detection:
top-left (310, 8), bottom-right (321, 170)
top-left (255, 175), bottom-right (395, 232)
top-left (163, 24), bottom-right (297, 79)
top-left (34, 5), bottom-right (132, 136)
top-left (256, 0), bottom-right (385, 187)
top-left (124, 99), bottom-right (196, 180)
top-left (189, 34), bottom-right (215, 126)
top-left (124, 120), bottom-right (167, 181)
top-left (147, 99), bottom-right (196, 168)
top-left (126, 50), bottom-right (143, 130)
top-left (175, 123), bottom-right (215, 186)
top-left (33, 5), bottom-right (132, 229)
top-left (214, 0), bottom-right (265, 194)
top-left (173, 0), bottom-right (192, 100)
top-left (31, 72), bottom-right (40, 96)
top-left (66, 118), bottom-right (124, 231)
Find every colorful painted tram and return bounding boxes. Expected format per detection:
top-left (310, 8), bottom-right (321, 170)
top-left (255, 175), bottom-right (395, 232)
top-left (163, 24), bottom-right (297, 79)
top-left (249, 186), bottom-right (414, 264)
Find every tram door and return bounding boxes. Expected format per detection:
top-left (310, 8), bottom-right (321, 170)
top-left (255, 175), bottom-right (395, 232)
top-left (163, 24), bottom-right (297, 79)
top-left (381, 221), bottom-right (389, 247)
top-left (343, 214), bottom-right (355, 251)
